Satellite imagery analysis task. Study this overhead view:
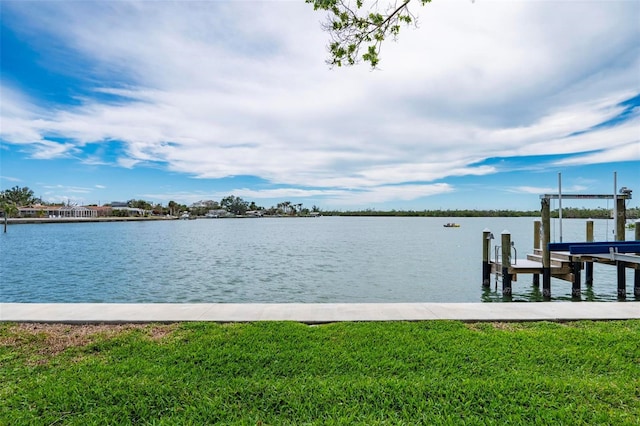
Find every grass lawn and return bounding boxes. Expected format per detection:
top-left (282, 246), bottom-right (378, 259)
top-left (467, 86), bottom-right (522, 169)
top-left (1, 320), bottom-right (639, 425)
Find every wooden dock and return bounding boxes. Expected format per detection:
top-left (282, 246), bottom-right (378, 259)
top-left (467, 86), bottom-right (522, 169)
top-left (491, 247), bottom-right (640, 279)
top-left (486, 228), bottom-right (640, 299)
top-left (490, 250), bottom-right (573, 282)
top-left (482, 186), bottom-right (639, 300)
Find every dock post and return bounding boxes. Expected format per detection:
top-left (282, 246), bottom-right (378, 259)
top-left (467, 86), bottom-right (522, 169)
top-left (533, 220), bottom-right (541, 287)
top-left (571, 259), bottom-right (581, 298)
top-left (501, 230), bottom-right (512, 296)
top-left (616, 196), bottom-right (626, 299)
top-left (615, 196), bottom-right (626, 242)
top-left (482, 229), bottom-right (492, 287)
top-left (585, 220), bottom-right (594, 286)
top-left (617, 262), bottom-right (627, 299)
top-left (541, 198), bottom-right (551, 299)
top-left (635, 220), bottom-right (640, 297)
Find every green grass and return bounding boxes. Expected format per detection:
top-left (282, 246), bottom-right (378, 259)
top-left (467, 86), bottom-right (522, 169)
top-left (1, 320), bottom-right (639, 425)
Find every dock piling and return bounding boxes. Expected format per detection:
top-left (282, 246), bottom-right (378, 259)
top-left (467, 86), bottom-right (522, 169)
top-left (482, 229), bottom-right (492, 287)
top-left (616, 196), bottom-right (626, 299)
top-left (636, 220), bottom-right (640, 298)
top-left (585, 220), bottom-right (594, 286)
top-left (533, 220), bottom-right (541, 287)
top-left (616, 196), bottom-right (626, 242)
top-left (501, 230), bottom-right (512, 296)
top-left (571, 260), bottom-right (581, 298)
top-left (541, 198), bottom-right (551, 299)
top-left (617, 261), bottom-right (627, 299)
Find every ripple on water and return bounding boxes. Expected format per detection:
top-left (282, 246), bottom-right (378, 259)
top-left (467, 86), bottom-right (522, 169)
top-left (0, 217), bottom-right (634, 302)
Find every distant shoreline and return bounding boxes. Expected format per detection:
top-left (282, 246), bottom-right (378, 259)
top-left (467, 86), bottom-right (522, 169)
top-left (5, 216), bottom-right (174, 225)
top-left (4, 215), bottom-right (317, 225)
top-left (6, 215), bottom-right (639, 226)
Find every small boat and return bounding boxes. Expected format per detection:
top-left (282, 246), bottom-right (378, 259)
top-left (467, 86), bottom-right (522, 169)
top-left (443, 223), bottom-right (460, 228)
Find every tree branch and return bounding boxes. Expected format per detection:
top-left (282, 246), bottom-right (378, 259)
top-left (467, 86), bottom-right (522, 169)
top-left (308, 0), bottom-right (431, 67)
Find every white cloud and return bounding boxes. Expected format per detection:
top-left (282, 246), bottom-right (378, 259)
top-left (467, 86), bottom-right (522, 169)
top-left (510, 185), bottom-right (588, 195)
top-left (1, 0), bottom-right (638, 205)
top-left (554, 141), bottom-right (640, 166)
top-left (0, 176), bottom-right (22, 183)
top-left (510, 186), bottom-right (556, 195)
top-left (228, 188), bottom-right (343, 200)
top-left (42, 184), bottom-right (94, 194)
top-left (29, 141), bottom-right (77, 160)
top-left (325, 183), bottom-right (454, 206)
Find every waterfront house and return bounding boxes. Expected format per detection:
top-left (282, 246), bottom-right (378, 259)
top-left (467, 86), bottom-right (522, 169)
top-left (58, 206), bottom-right (98, 218)
top-left (206, 209), bottom-right (230, 218)
top-left (18, 205), bottom-right (99, 218)
top-left (18, 205), bottom-right (61, 218)
top-left (87, 206), bottom-right (113, 217)
top-left (112, 206), bottom-right (147, 216)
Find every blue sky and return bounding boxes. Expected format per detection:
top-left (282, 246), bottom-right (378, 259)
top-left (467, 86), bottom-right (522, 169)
top-left (1, 0), bottom-right (638, 211)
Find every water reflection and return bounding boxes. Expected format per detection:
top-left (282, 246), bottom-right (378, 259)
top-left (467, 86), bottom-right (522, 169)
top-left (481, 280), bottom-right (544, 302)
top-left (481, 275), bottom-right (640, 302)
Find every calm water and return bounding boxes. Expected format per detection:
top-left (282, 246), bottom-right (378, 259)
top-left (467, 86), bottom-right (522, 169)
top-left (1, 217), bottom-right (637, 303)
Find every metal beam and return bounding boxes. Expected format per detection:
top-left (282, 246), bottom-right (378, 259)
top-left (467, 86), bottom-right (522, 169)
top-left (540, 194), bottom-right (632, 200)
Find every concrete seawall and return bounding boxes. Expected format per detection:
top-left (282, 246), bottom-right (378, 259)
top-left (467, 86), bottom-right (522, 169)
top-left (2, 302), bottom-right (639, 324)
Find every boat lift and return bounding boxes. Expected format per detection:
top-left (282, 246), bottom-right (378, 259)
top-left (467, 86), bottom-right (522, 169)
top-left (483, 172), bottom-right (637, 299)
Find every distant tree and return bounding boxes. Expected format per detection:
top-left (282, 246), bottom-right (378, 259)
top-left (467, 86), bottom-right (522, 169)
top-left (308, 0), bottom-right (432, 67)
top-left (152, 203), bottom-right (165, 215)
top-left (1, 186), bottom-right (40, 206)
top-left (168, 201), bottom-right (178, 216)
top-left (112, 208), bottom-right (129, 217)
top-left (282, 201), bottom-right (292, 215)
top-left (188, 206), bottom-right (205, 217)
top-left (1, 201), bottom-right (18, 232)
top-left (128, 199), bottom-right (153, 211)
top-left (221, 196), bottom-right (249, 215)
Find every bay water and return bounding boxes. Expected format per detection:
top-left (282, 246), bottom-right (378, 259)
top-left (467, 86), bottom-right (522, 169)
top-left (1, 217), bottom-right (636, 303)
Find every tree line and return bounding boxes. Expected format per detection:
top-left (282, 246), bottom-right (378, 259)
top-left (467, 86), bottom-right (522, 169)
top-left (326, 207), bottom-right (640, 219)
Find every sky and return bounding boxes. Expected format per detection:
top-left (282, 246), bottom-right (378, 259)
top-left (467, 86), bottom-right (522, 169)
top-left (1, 0), bottom-right (638, 211)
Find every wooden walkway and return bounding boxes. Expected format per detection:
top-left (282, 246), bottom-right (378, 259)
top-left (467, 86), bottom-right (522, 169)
top-left (490, 249), bottom-right (574, 282)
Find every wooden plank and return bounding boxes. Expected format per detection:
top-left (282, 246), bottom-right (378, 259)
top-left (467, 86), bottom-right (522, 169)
top-left (489, 260), bottom-right (571, 276)
top-left (526, 254), bottom-right (568, 267)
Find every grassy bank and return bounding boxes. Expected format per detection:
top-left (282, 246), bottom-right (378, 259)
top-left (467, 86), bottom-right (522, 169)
top-left (1, 321), bottom-right (639, 425)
